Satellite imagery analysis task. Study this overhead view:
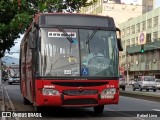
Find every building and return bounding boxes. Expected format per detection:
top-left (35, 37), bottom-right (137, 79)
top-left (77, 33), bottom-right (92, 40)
top-left (81, 0), bottom-right (143, 27)
top-left (142, 0), bottom-right (153, 14)
top-left (80, 0), bottom-right (143, 78)
top-left (119, 6), bottom-right (160, 79)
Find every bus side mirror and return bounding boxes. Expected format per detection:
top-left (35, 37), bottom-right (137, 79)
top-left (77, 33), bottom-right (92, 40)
top-left (117, 38), bottom-right (123, 51)
top-left (116, 28), bottom-right (123, 51)
top-left (29, 32), bottom-right (36, 49)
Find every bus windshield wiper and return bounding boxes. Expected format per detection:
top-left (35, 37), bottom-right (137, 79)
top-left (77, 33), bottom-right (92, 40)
top-left (57, 26), bottom-right (73, 43)
top-left (86, 27), bottom-right (99, 44)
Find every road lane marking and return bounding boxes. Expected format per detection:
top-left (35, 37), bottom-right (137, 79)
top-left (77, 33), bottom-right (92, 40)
top-left (104, 107), bottom-right (145, 120)
top-left (4, 87), bottom-right (20, 120)
top-left (152, 109), bottom-right (160, 111)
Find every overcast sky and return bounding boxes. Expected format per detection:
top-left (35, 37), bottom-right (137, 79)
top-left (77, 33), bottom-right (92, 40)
top-left (155, 0), bottom-right (160, 8)
top-left (5, 34), bottom-right (23, 59)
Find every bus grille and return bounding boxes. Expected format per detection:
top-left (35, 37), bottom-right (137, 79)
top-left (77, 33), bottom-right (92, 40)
top-left (63, 90), bottom-right (98, 96)
top-left (62, 98), bottom-right (98, 105)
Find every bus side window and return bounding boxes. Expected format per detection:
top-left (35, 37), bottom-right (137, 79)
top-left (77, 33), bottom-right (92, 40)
top-left (29, 32), bottom-right (36, 49)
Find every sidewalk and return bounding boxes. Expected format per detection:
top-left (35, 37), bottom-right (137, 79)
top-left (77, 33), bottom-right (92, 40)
top-left (0, 85), bottom-right (5, 120)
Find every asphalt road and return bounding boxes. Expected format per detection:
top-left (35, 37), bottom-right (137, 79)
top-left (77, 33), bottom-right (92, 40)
top-left (1, 82), bottom-right (160, 120)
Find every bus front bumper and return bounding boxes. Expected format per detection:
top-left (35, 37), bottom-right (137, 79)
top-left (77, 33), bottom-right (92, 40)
top-left (34, 93), bottom-right (119, 107)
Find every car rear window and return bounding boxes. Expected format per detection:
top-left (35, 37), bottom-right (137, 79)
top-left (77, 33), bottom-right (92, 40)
top-left (144, 77), bottom-right (155, 81)
top-left (156, 79), bottom-right (160, 82)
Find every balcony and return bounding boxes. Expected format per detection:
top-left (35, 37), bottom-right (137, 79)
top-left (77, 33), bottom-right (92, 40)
top-left (126, 41), bottom-right (160, 54)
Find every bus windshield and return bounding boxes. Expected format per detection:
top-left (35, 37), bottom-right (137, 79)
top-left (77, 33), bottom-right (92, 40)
top-left (39, 28), bottom-right (118, 77)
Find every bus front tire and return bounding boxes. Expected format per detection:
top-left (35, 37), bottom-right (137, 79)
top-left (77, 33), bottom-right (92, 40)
top-left (8, 82), bottom-right (12, 85)
top-left (34, 106), bottom-right (43, 112)
top-left (93, 105), bottom-right (104, 114)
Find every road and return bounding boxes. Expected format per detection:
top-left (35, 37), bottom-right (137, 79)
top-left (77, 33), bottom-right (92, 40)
top-left (120, 85), bottom-right (160, 95)
top-left (1, 82), bottom-right (160, 120)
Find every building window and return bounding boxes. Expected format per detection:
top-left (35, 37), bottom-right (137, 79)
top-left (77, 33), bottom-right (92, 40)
top-left (153, 31), bottom-right (158, 42)
top-left (150, 51), bottom-right (157, 63)
top-left (126, 27), bottom-right (130, 36)
top-left (149, 52), bottom-right (152, 62)
top-left (142, 21), bottom-right (146, 31)
top-left (126, 39), bottom-right (130, 47)
top-left (122, 41), bottom-right (125, 51)
top-left (147, 6), bottom-right (153, 12)
top-left (135, 37), bottom-right (138, 45)
top-left (122, 29), bottom-right (125, 37)
top-left (147, 19), bottom-right (152, 29)
top-left (131, 55), bottom-right (134, 62)
top-left (140, 54), bottom-right (145, 62)
top-left (146, 33), bottom-right (151, 43)
top-left (135, 54), bottom-right (139, 61)
top-left (136, 23), bottom-right (140, 33)
top-left (153, 16), bottom-right (158, 27)
top-left (131, 25), bottom-right (135, 34)
top-left (131, 38), bottom-right (135, 46)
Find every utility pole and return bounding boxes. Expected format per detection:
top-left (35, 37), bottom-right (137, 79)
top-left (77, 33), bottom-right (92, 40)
top-left (125, 53), bottom-right (130, 85)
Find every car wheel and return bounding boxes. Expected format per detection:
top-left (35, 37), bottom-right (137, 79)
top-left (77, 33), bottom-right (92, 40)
top-left (153, 89), bottom-right (156, 92)
top-left (133, 86), bottom-right (136, 91)
top-left (122, 87), bottom-right (125, 91)
top-left (8, 82), bottom-right (12, 85)
top-left (93, 105), bottom-right (104, 114)
top-left (139, 86), bottom-right (142, 91)
top-left (146, 89), bottom-right (149, 92)
top-left (34, 106), bottom-right (45, 112)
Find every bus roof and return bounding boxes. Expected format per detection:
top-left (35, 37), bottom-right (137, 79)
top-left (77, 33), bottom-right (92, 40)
top-left (34, 13), bottom-right (115, 28)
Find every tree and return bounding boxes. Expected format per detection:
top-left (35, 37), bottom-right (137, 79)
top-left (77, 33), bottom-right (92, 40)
top-left (0, 0), bottom-right (97, 58)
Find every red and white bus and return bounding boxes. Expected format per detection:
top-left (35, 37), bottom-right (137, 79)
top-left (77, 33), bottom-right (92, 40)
top-left (19, 13), bottom-right (123, 113)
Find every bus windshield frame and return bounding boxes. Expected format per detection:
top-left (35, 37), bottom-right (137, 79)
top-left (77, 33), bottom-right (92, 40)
top-left (38, 27), bottom-right (118, 78)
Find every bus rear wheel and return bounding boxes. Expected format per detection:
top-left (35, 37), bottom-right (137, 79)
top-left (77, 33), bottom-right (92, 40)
top-left (93, 105), bottom-right (104, 114)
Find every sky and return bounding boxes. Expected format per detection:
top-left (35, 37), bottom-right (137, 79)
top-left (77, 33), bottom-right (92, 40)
top-left (5, 34), bottom-right (23, 59)
top-left (155, 0), bottom-right (160, 8)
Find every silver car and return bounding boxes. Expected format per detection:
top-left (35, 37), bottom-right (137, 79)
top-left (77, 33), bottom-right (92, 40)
top-left (8, 76), bottom-right (20, 85)
top-left (119, 75), bottom-right (126, 91)
top-left (155, 79), bottom-right (160, 90)
top-left (132, 76), bottom-right (157, 92)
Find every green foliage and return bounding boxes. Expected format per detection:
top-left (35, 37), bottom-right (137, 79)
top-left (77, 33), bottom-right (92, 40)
top-left (0, 0), bottom-right (96, 58)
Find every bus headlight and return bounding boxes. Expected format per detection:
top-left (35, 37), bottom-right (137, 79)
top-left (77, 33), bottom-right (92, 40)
top-left (101, 88), bottom-right (116, 99)
top-left (42, 88), bottom-right (59, 96)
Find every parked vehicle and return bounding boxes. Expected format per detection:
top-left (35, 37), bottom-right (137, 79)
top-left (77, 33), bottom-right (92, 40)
top-left (129, 78), bottom-right (137, 85)
top-left (7, 67), bottom-right (20, 85)
top-left (132, 76), bottom-right (157, 92)
top-left (119, 75), bottom-right (126, 91)
top-left (2, 70), bottom-right (8, 81)
top-left (155, 79), bottom-right (160, 90)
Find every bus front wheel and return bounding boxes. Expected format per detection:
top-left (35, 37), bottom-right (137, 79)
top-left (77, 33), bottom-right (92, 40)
top-left (23, 97), bottom-right (30, 105)
top-left (93, 105), bottom-right (104, 114)
top-left (34, 106), bottom-right (44, 112)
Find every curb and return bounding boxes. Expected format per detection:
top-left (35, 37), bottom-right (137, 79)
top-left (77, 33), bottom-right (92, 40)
top-left (120, 91), bottom-right (160, 102)
top-left (0, 85), bottom-right (5, 120)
